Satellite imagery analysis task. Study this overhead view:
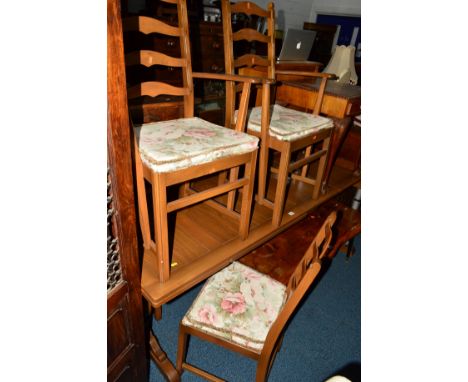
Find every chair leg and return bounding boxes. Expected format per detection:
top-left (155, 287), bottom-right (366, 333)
top-left (239, 150), bottom-right (258, 239)
top-left (255, 356), bottom-right (270, 382)
top-left (257, 80), bottom-right (270, 206)
top-left (257, 141), bottom-right (269, 205)
top-left (176, 324), bottom-right (189, 374)
top-left (272, 145), bottom-right (291, 228)
top-left (312, 137), bottom-right (330, 200)
top-left (346, 237), bottom-right (356, 258)
top-left (226, 166), bottom-right (240, 211)
top-left (300, 145), bottom-right (312, 177)
top-left (152, 172), bottom-right (170, 283)
top-left (179, 182), bottom-right (190, 197)
top-left (217, 171), bottom-right (227, 186)
top-left (154, 306), bottom-right (163, 321)
top-left (133, 139), bottom-right (152, 249)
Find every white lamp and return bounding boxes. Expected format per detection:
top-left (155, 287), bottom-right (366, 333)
top-left (323, 45), bottom-right (358, 85)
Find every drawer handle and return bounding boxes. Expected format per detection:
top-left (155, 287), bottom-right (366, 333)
top-left (167, 40), bottom-right (175, 47)
top-left (212, 41), bottom-right (220, 49)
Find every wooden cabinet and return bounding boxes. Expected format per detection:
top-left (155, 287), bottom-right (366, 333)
top-left (122, 1), bottom-right (226, 125)
top-left (335, 121), bottom-right (361, 173)
top-left (303, 22), bottom-right (338, 66)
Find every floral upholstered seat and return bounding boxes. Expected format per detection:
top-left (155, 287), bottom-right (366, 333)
top-left (135, 117), bottom-right (259, 173)
top-left (244, 104), bottom-right (334, 141)
top-left (182, 261), bottom-right (287, 353)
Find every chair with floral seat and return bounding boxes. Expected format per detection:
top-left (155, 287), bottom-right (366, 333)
top-left (123, 0), bottom-right (261, 283)
top-left (222, 1), bottom-right (335, 228)
top-left (176, 211), bottom-right (337, 381)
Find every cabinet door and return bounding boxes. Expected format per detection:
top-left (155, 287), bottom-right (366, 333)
top-left (107, 0), bottom-right (147, 380)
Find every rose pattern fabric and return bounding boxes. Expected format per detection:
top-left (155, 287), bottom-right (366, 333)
top-left (236, 104), bottom-right (334, 141)
top-left (221, 292), bottom-right (247, 314)
top-left (135, 117), bottom-right (258, 173)
top-left (182, 262), bottom-right (287, 353)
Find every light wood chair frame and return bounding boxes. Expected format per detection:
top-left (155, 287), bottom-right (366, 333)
top-left (222, 1), bottom-right (336, 228)
top-left (124, 0), bottom-right (262, 283)
top-left (176, 211), bottom-right (337, 382)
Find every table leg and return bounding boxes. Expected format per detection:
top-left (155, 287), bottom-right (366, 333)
top-left (321, 116), bottom-right (353, 193)
top-left (149, 332), bottom-right (180, 382)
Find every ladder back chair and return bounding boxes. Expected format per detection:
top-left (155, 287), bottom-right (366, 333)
top-left (222, 1), bottom-right (336, 228)
top-left (123, 0), bottom-right (261, 283)
top-left (176, 211), bottom-right (337, 381)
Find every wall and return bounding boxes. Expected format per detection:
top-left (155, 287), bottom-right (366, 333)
top-left (234, 0), bottom-right (360, 31)
top-left (309, 0), bottom-right (361, 22)
top-left (238, 0), bottom-right (312, 31)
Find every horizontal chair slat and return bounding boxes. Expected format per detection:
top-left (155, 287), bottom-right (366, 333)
top-left (288, 149), bottom-right (327, 173)
top-left (232, 28), bottom-right (270, 44)
top-left (125, 51), bottom-right (186, 68)
top-left (167, 178), bottom-right (248, 213)
top-left (231, 1), bottom-right (270, 17)
top-left (127, 81), bottom-right (189, 99)
top-left (123, 15), bottom-right (180, 36)
top-left (234, 54), bottom-right (270, 68)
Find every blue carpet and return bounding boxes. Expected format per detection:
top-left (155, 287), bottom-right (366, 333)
top-left (150, 235), bottom-right (360, 381)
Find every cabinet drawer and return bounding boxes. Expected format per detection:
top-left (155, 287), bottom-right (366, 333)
top-left (200, 57), bottom-right (225, 73)
top-left (199, 36), bottom-right (224, 56)
top-left (154, 67), bottom-right (183, 84)
top-left (154, 36), bottom-right (181, 57)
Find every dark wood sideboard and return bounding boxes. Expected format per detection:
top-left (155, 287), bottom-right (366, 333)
top-left (122, 0), bottom-right (227, 125)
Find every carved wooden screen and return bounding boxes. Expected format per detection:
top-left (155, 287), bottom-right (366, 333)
top-left (107, 0), bottom-right (147, 380)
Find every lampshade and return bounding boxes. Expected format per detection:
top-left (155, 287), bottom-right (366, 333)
top-left (323, 45), bottom-right (358, 85)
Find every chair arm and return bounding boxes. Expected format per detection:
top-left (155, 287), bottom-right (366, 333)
top-left (192, 72), bottom-right (274, 85)
top-left (275, 70), bottom-right (337, 80)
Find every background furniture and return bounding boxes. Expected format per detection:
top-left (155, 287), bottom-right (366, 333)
top-left (176, 212), bottom-right (337, 381)
top-left (335, 114), bottom-right (361, 174)
top-left (303, 22), bottom-right (338, 65)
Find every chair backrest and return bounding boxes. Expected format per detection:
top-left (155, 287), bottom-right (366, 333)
top-left (122, 0), bottom-right (194, 117)
top-left (258, 211), bottom-right (337, 371)
top-left (221, 1), bottom-right (276, 126)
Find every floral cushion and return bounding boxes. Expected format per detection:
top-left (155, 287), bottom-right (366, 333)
top-left (135, 117), bottom-right (259, 173)
top-left (241, 104), bottom-right (334, 141)
top-left (182, 261), bottom-right (287, 353)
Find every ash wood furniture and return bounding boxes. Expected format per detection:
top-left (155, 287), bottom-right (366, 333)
top-left (107, 0), bottom-right (148, 380)
top-left (176, 212), bottom-right (337, 381)
top-left (276, 80), bottom-right (361, 192)
top-left (222, 1), bottom-right (335, 227)
top-left (124, 0), bottom-right (261, 285)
